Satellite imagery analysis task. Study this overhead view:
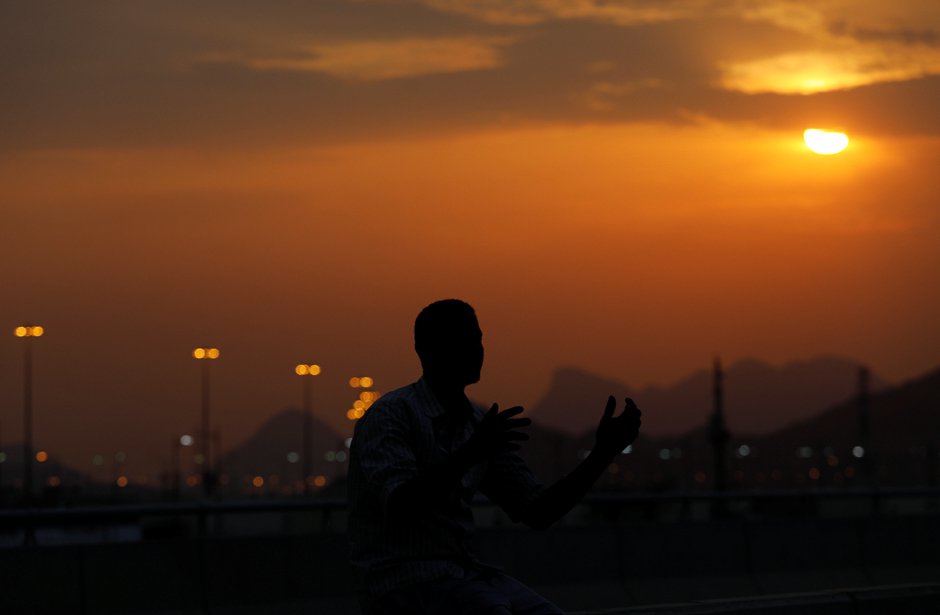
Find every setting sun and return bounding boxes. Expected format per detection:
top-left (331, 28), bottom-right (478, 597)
top-left (803, 129), bottom-right (849, 155)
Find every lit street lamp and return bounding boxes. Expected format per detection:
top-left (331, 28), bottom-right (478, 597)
top-left (14, 324), bottom-right (43, 503)
top-left (295, 363), bottom-right (321, 495)
top-left (347, 376), bottom-right (378, 421)
top-left (193, 347), bottom-right (220, 497)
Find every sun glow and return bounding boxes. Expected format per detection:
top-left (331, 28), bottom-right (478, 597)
top-left (803, 129), bottom-right (849, 155)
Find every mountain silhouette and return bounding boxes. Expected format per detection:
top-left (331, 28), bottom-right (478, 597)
top-left (529, 356), bottom-right (887, 437)
top-left (218, 408), bottom-right (349, 494)
top-left (758, 365), bottom-right (940, 456)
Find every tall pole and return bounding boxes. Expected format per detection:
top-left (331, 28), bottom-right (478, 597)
top-left (24, 338), bottom-right (33, 503)
top-left (201, 358), bottom-right (211, 498)
top-left (709, 357), bottom-right (730, 493)
top-left (193, 347), bottom-right (219, 498)
top-left (303, 376), bottom-right (313, 496)
top-left (296, 364), bottom-right (320, 496)
top-left (858, 366), bottom-right (873, 484)
top-left (15, 326), bottom-right (43, 503)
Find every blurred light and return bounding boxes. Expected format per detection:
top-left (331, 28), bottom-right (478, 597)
top-left (287, 451), bottom-right (300, 463)
top-left (116, 475), bottom-right (129, 488)
top-left (252, 475), bottom-right (264, 488)
top-left (296, 363), bottom-right (321, 376)
top-left (193, 348), bottom-right (206, 359)
top-left (0, 452), bottom-right (6, 463)
top-left (349, 377), bottom-right (361, 388)
top-left (360, 377), bottom-right (374, 388)
top-left (92, 455), bottom-right (104, 466)
top-left (737, 444), bottom-right (751, 457)
top-left (186, 475), bottom-right (199, 487)
top-left (115, 451), bottom-right (127, 463)
top-left (14, 325), bottom-right (44, 337)
top-left (309, 364), bottom-right (321, 375)
top-left (344, 438), bottom-right (353, 448)
top-left (336, 451), bottom-right (347, 463)
top-left (658, 448), bottom-right (671, 461)
top-left (346, 409), bottom-right (357, 420)
top-left (194, 453), bottom-right (205, 465)
top-left (295, 365), bottom-right (308, 375)
top-left (360, 392), bottom-right (372, 402)
top-left (207, 348), bottom-right (220, 359)
top-left (353, 400), bottom-right (366, 410)
top-left (313, 475), bottom-right (327, 488)
top-left (827, 455), bottom-right (839, 467)
top-left (621, 445), bottom-right (633, 454)
top-left (797, 446), bottom-right (813, 459)
top-left (852, 446), bottom-right (865, 458)
top-left (47, 476), bottom-right (61, 487)
top-left (35, 451), bottom-right (48, 463)
top-left (326, 451), bottom-right (337, 462)
top-left (808, 467), bottom-right (821, 480)
top-left (193, 347), bottom-right (220, 359)
top-left (180, 434), bottom-right (194, 447)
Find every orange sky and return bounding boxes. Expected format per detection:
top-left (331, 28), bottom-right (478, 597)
top-left (1, 1), bottom-right (939, 481)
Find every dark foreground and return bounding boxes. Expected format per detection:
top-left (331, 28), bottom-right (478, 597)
top-left (2, 491), bottom-right (939, 614)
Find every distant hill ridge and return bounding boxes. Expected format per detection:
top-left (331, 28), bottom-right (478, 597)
top-left (529, 356), bottom-right (887, 437)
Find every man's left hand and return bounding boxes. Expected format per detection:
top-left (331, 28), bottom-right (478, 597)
top-left (593, 396), bottom-right (642, 461)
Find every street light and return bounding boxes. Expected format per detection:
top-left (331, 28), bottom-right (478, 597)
top-left (193, 347), bottom-right (220, 497)
top-left (347, 376), bottom-right (378, 420)
top-left (14, 324), bottom-right (43, 503)
top-left (295, 363), bottom-right (321, 495)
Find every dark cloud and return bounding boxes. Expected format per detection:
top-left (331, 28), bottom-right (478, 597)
top-left (2, 2), bottom-right (938, 153)
top-left (830, 20), bottom-right (939, 47)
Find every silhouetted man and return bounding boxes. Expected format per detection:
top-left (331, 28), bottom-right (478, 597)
top-left (348, 299), bottom-right (642, 614)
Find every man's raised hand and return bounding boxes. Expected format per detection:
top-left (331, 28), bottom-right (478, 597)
top-left (593, 396), bottom-right (642, 461)
top-left (462, 404), bottom-right (531, 463)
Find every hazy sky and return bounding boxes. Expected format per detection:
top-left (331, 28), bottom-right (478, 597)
top-left (2, 1), bottom-right (939, 481)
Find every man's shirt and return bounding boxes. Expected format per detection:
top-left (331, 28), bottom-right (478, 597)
top-left (347, 378), bottom-right (543, 596)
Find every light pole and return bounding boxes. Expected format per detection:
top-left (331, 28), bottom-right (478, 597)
top-left (295, 363), bottom-right (321, 495)
top-left (193, 347), bottom-right (220, 497)
top-left (14, 324), bottom-right (44, 503)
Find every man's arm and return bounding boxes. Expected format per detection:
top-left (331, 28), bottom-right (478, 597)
top-left (519, 396), bottom-right (641, 530)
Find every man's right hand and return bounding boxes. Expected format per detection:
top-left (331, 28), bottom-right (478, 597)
top-left (461, 404), bottom-right (531, 463)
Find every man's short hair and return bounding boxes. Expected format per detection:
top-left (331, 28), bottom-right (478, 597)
top-left (414, 299), bottom-right (476, 356)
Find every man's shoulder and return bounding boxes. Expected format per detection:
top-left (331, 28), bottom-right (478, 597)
top-left (372, 382), bottom-right (420, 409)
top-left (360, 382), bottom-right (421, 423)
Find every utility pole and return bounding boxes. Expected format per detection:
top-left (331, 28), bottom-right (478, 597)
top-left (858, 366), bottom-right (873, 484)
top-left (709, 357), bottom-right (730, 493)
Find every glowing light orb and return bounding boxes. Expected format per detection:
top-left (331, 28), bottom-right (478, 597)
top-left (803, 129), bottom-right (849, 155)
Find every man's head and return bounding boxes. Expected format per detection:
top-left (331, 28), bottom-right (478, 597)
top-left (415, 299), bottom-right (483, 387)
